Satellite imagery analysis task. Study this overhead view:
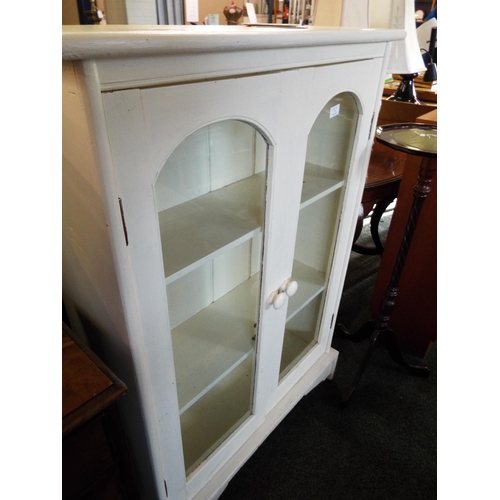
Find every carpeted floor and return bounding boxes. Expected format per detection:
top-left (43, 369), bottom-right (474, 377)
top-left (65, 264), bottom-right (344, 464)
top-left (219, 212), bottom-right (437, 500)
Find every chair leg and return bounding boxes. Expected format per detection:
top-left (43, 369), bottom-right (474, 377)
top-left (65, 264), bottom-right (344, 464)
top-left (352, 195), bottom-right (395, 256)
top-left (370, 195), bottom-right (396, 254)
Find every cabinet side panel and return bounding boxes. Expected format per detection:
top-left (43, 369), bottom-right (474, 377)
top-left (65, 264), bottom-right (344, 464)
top-left (62, 61), bottom-right (161, 500)
top-left (62, 61), bottom-right (124, 343)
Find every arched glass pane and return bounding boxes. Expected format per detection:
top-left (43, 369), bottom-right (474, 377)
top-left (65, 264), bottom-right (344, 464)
top-left (154, 120), bottom-right (268, 475)
top-left (279, 93), bottom-right (358, 380)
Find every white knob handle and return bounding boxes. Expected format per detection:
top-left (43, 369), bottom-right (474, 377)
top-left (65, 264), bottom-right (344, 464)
top-left (280, 279), bottom-right (298, 297)
top-left (270, 291), bottom-right (286, 310)
top-left (270, 279), bottom-right (298, 310)
top-left (283, 280), bottom-right (298, 297)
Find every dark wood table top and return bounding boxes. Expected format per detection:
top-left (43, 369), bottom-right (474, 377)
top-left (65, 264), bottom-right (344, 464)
top-left (365, 141), bottom-right (407, 189)
top-left (62, 322), bottom-right (127, 438)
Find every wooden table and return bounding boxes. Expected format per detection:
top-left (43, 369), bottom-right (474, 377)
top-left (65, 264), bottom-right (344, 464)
top-left (369, 107), bottom-right (437, 357)
top-left (415, 108), bottom-right (437, 124)
top-left (340, 123), bottom-right (436, 403)
top-left (62, 323), bottom-right (140, 499)
top-left (352, 98), bottom-right (436, 255)
top-left (352, 141), bottom-right (407, 254)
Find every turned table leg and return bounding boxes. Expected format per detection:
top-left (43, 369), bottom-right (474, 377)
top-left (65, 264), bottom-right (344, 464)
top-left (339, 124), bottom-right (437, 405)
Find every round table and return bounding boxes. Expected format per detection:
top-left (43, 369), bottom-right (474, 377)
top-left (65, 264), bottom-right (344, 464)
top-left (340, 123), bottom-right (437, 404)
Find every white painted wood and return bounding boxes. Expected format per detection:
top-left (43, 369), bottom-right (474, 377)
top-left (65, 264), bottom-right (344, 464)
top-left (171, 272), bottom-right (260, 413)
top-left (155, 121), bottom-right (265, 213)
top-left (158, 171), bottom-right (265, 283)
top-left (277, 87), bottom-right (360, 381)
top-left (94, 43), bottom-right (389, 92)
top-left (281, 294), bottom-right (323, 377)
top-left (166, 261), bottom-right (214, 330)
top-left (305, 93), bottom-right (358, 171)
top-left (62, 25), bottom-right (405, 61)
top-left (191, 349), bottom-right (338, 500)
top-left (107, 70), bottom-right (289, 497)
top-left (213, 240), bottom-right (255, 302)
top-left (181, 355), bottom-right (255, 475)
top-left (62, 26), bottom-right (403, 500)
top-left (269, 58), bottom-right (389, 414)
top-left (295, 190), bottom-right (342, 273)
top-left (154, 126), bottom-right (210, 212)
top-left (209, 120), bottom-right (259, 190)
top-left (286, 259), bottom-right (326, 322)
top-left (64, 63), bottom-right (186, 500)
top-left (300, 162), bottom-right (344, 209)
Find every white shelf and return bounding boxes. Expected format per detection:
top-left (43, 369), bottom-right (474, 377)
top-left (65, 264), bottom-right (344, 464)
top-left (300, 163), bottom-right (344, 210)
top-left (280, 329), bottom-right (313, 378)
top-left (172, 273), bottom-right (259, 414)
top-left (158, 172), bottom-right (265, 284)
top-left (286, 259), bottom-right (326, 322)
top-left (281, 286), bottom-right (324, 379)
top-left (180, 355), bottom-right (254, 475)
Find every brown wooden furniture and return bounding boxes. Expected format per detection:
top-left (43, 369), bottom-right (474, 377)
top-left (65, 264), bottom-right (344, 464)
top-left (383, 82), bottom-right (437, 104)
top-left (378, 97), bottom-right (437, 125)
top-left (340, 123), bottom-right (436, 403)
top-left (352, 98), bottom-right (437, 254)
top-left (415, 108), bottom-right (437, 125)
top-left (62, 322), bottom-right (140, 500)
top-left (352, 141), bottom-right (406, 255)
top-left (369, 107), bottom-right (437, 357)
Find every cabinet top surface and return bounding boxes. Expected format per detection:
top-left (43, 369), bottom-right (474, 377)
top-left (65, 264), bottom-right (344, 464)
top-left (62, 25), bottom-right (405, 61)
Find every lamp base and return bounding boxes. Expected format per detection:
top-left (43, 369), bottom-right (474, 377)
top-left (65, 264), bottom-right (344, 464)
top-left (387, 73), bottom-right (421, 104)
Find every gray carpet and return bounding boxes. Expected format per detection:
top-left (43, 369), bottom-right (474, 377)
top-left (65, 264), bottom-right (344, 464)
top-left (219, 212), bottom-right (437, 500)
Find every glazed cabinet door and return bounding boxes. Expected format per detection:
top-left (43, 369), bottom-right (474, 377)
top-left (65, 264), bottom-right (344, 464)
top-left (268, 58), bottom-right (386, 405)
top-left (278, 91), bottom-right (359, 381)
top-left (101, 71), bottom-right (299, 496)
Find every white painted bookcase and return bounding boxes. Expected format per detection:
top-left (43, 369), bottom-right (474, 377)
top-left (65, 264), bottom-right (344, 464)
top-left (62, 25), bottom-right (403, 500)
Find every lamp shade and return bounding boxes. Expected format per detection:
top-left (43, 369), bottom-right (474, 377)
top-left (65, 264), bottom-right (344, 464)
top-left (387, 0), bottom-right (425, 74)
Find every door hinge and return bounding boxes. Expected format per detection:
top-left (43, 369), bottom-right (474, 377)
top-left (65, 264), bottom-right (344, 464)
top-left (368, 112), bottom-right (375, 139)
top-left (118, 197), bottom-right (129, 246)
top-left (330, 313), bottom-right (335, 329)
top-left (164, 480), bottom-right (168, 498)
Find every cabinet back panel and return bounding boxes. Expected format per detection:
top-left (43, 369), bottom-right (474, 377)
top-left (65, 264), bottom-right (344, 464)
top-left (180, 355), bottom-right (254, 475)
top-left (167, 262), bottom-right (213, 330)
top-left (155, 121), bottom-right (266, 213)
top-left (213, 240), bottom-right (252, 302)
top-left (210, 121), bottom-right (257, 191)
top-left (305, 93), bottom-right (358, 172)
top-left (166, 238), bottom-right (263, 328)
top-left (294, 191), bottom-right (341, 273)
top-left (155, 127), bottom-right (210, 212)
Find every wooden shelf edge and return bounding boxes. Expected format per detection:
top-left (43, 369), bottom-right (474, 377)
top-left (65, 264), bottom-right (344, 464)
top-left (62, 323), bottom-right (128, 438)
